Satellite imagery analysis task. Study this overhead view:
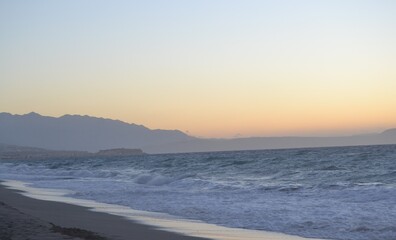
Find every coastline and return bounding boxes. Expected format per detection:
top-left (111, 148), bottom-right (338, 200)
top-left (0, 180), bottom-right (324, 240)
top-left (0, 181), bottom-right (209, 240)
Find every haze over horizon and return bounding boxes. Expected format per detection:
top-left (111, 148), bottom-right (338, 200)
top-left (1, 0), bottom-right (396, 138)
top-left (1, 111), bottom-right (395, 139)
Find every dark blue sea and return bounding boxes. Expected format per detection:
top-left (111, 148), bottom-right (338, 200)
top-left (1, 144), bottom-right (395, 240)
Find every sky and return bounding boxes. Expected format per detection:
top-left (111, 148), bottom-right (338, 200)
top-left (1, 0), bottom-right (396, 138)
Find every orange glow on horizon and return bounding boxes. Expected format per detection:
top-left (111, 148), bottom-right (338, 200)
top-left (1, 1), bottom-right (396, 138)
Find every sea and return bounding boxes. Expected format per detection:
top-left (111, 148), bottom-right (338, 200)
top-left (1, 144), bottom-right (395, 240)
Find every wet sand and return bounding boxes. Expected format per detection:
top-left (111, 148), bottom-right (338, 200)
top-left (0, 182), bottom-right (209, 240)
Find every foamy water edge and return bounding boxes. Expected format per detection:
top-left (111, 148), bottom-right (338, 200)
top-left (2, 179), bottom-right (324, 240)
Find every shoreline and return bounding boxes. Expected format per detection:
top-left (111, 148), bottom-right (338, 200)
top-left (0, 181), bottom-right (209, 240)
top-left (0, 180), bottom-right (324, 240)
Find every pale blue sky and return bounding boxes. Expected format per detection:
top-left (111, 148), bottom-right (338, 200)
top-left (1, 0), bottom-right (396, 137)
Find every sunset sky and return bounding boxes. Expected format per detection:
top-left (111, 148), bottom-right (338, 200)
top-left (1, 0), bottom-right (396, 138)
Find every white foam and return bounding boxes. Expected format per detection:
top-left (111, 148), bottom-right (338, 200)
top-left (2, 180), bottom-right (323, 240)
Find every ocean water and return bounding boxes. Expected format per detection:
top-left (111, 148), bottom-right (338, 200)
top-left (1, 144), bottom-right (395, 240)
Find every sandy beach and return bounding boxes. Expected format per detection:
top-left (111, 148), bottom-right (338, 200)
top-left (0, 182), bottom-right (209, 240)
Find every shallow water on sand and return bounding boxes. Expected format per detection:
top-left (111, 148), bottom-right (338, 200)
top-left (3, 180), bottom-right (319, 240)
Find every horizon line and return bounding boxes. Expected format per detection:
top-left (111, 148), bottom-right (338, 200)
top-left (1, 111), bottom-right (394, 139)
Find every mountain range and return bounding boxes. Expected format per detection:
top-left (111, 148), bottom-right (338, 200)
top-left (1, 112), bottom-right (395, 154)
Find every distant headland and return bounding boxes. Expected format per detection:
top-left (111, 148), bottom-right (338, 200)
top-left (1, 112), bottom-right (396, 154)
top-left (0, 144), bottom-right (145, 161)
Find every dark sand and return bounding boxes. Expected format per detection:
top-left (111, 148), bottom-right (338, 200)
top-left (0, 183), bottom-right (210, 240)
